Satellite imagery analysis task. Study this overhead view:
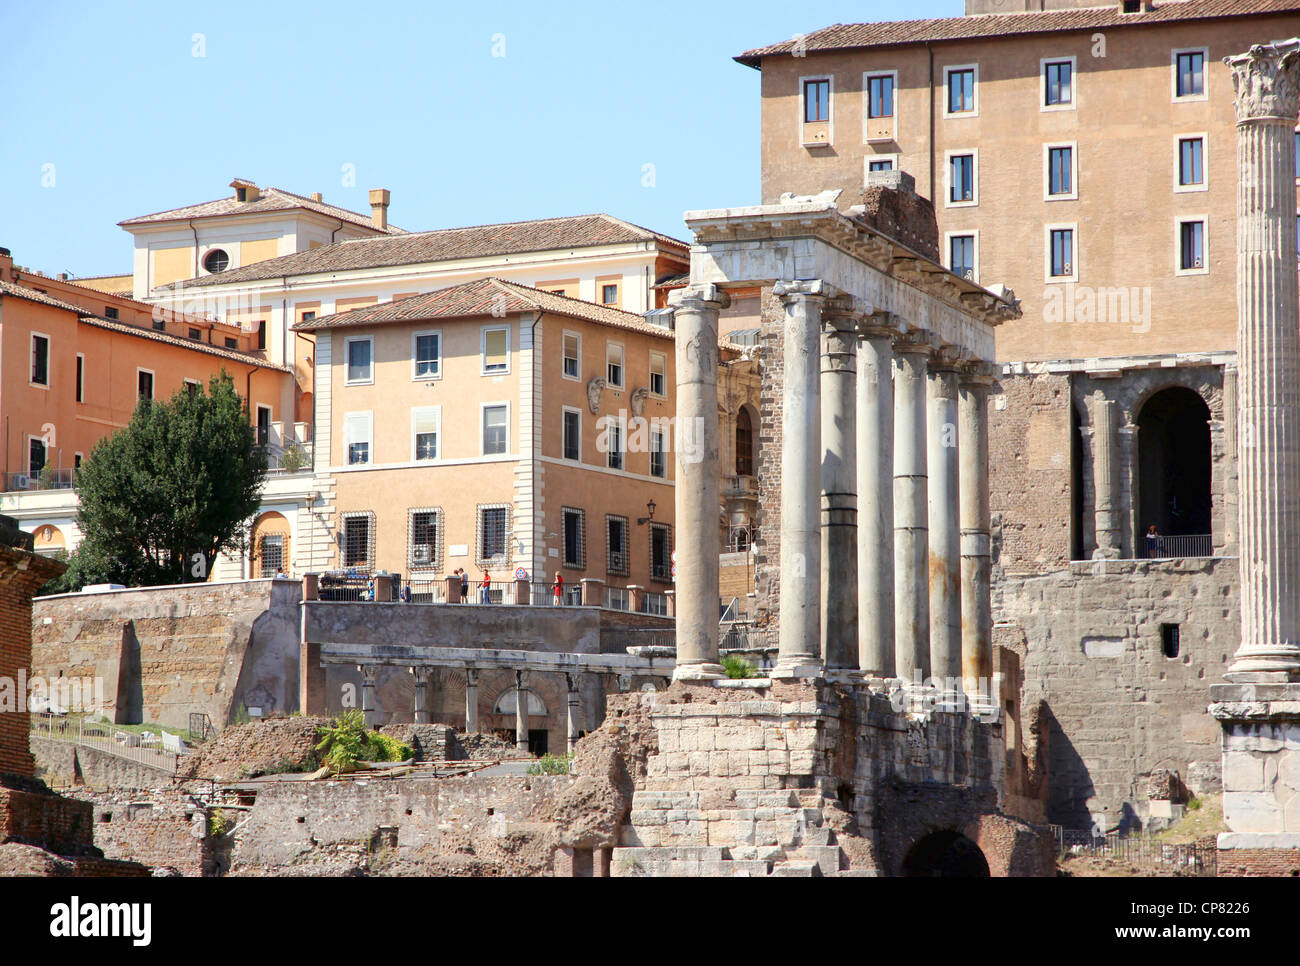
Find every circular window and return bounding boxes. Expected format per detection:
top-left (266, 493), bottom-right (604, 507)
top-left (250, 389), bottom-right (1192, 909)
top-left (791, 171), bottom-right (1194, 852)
top-left (203, 249), bottom-right (230, 273)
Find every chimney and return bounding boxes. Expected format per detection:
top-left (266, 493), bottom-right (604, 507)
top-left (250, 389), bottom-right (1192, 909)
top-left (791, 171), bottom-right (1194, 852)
top-left (0, 246), bottom-right (13, 283)
top-left (369, 188), bottom-right (391, 230)
top-left (310, 192), bottom-right (323, 202)
top-left (230, 178), bottom-right (260, 203)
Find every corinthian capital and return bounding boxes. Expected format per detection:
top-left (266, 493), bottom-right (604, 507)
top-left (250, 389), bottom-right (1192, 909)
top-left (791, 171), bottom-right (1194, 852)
top-left (1225, 40), bottom-right (1300, 122)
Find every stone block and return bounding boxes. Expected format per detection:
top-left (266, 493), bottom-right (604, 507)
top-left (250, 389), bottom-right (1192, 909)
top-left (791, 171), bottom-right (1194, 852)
top-left (1222, 753), bottom-right (1266, 793)
top-left (1223, 791), bottom-right (1283, 834)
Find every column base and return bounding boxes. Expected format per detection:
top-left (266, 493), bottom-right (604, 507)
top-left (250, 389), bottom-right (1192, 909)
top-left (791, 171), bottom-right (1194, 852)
top-left (1225, 648), bottom-right (1300, 682)
top-left (769, 661), bottom-right (825, 680)
top-left (672, 663), bottom-right (727, 682)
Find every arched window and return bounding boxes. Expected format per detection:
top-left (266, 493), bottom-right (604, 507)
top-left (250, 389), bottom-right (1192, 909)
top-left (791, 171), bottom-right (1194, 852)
top-left (1136, 387), bottom-right (1212, 556)
top-left (735, 407), bottom-right (754, 476)
top-left (203, 248), bottom-right (230, 273)
top-left (493, 689), bottom-right (547, 716)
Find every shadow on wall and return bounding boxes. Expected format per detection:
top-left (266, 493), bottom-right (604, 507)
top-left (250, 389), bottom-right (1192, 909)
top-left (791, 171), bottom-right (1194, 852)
top-left (115, 620), bottom-right (143, 725)
top-left (1042, 701), bottom-right (1101, 832)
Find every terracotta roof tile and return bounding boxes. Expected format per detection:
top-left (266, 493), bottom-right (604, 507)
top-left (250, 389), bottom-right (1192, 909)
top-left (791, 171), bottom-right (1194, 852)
top-left (119, 186), bottom-right (405, 235)
top-left (0, 281), bottom-right (288, 372)
top-left (292, 277), bottom-right (677, 341)
top-left (162, 214), bottom-right (689, 291)
top-left (737, 0), bottom-right (1300, 64)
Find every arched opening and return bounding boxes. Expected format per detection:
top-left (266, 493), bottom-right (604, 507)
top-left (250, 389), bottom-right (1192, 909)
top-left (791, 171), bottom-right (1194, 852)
top-left (735, 406), bottom-right (755, 477)
top-left (1136, 387), bottom-right (1212, 556)
top-left (250, 511), bottom-right (291, 577)
top-left (32, 524), bottom-right (66, 558)
top-left (901, 830), bottom-right (991, 877)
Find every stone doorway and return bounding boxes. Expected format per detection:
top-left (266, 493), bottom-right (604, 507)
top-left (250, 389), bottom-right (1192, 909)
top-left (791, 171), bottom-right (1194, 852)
top-left (901, 831), bottom-right (991, 877)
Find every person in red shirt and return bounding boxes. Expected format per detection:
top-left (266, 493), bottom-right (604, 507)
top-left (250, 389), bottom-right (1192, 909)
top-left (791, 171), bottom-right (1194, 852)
top-left (481, 570), bottom-right (492, 604)
top-left (552, 572), bottom-right (563, 605)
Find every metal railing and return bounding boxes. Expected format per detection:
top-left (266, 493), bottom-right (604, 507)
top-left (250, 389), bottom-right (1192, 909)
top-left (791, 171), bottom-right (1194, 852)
top-left (3, 469), bottom-right (77, 493)
top-left (1053, 825), bottom-right (1216, 876)
top-left (604, 586), bottom-right (631, 611)
top-left (642, 591), bottom-right (669, 616)
top-left (404, 578), bottom-right (447, 603)
top-left (30, 714), bottom-right (180, 775)
top-left (529, 583), bottom-right (582, 606)
top-left (1139, 533), bottom-right (1213, 559)
top-left (463, 580), bottom-right (506, 604)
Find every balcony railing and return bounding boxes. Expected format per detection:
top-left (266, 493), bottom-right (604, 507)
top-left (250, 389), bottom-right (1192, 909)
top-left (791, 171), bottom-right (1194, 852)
top-left (1139, 533), bottom-right (1214, 559)
top-left (3, 469), bottom-right (77, 493)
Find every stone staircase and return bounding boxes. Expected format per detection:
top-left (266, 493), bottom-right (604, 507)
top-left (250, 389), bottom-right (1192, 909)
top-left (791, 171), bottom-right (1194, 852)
top-left (611, 787), bottom-right (865, 877)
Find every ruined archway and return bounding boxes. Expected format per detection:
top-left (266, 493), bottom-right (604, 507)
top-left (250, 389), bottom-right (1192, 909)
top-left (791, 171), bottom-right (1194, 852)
top-left (901, 830), bottom-right (991, 877)
top-left (1135, 387), bottom-right (1211, 553)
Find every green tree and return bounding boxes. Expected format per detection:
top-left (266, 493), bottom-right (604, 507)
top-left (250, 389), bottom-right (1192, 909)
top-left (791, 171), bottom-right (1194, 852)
top-left (66, 372), bottom-right (267, 588)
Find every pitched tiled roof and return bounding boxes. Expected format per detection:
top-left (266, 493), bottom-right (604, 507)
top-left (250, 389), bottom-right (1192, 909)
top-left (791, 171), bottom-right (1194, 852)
top-left (119, 186), bottom-right (406, 235)
top-left (292, 277), bottom-right (676, 341)
top-left (0, 281), bottom-right (288, 372)
top-left (736, 0), bottom-right (1300, 64)
top-left (161, 214), bottom-right (690, 291)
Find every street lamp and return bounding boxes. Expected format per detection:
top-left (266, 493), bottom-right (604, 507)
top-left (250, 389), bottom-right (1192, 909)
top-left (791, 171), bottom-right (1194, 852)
top-left (637, 499), bottom-right (656, 526)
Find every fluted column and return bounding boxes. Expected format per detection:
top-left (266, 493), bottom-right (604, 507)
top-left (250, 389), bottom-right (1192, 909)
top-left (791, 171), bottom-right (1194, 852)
top-left (1222, 365), bottom-right (1239, 556)
top-left (959, 366), bottom-right (994, 704)
top-left (515, 669), bottom-right (530, 751)
top-left (668, 283), bottom-right (729, 680)
top-left (857, 314), bottom-right (899, 678)
top-left (928, 354), bottom-right (963, 684)
top-left (774, 279), bottom-right (826, 676)
top-left (412, 667), bottom-right (431, 724)
top-left (1226, 41), bottom-right (1300, 680)
top-left (893, 334), bottom-right (933, 682)
top-left (1091, 396), bottom-right (1122, 559)
top-left (821, 299), bottom-right (859, 672)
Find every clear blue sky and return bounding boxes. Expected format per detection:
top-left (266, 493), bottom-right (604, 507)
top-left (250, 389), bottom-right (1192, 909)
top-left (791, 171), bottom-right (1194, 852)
top-left (0, 0), bottom-right (959, 277)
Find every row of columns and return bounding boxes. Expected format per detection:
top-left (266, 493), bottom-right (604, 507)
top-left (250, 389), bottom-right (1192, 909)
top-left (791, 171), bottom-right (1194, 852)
top-left (670, 281), bottom-right (995, 698)
top-left (359, 664), bottom-right (639, 753)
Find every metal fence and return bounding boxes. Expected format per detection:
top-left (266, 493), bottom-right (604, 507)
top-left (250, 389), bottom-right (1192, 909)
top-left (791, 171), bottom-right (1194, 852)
top-left (404, 578), bottom-right (448, 603)
top-left (3, 468), bottom-right (76, 493)
top-left (1139, 533), bottom-right (1214, 559)
top-left (30, 714), bottom-right (180, 775)
top-left (528, 583), bottom-right (582, 606)
top-left (1053, 825), bottom-right (1216, 876)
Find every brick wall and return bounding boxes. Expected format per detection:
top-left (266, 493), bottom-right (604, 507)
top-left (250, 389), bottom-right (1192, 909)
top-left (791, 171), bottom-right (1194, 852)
top-left (0, 781), bottom-right (95, 855)
top-left (0, 542), bottom-right (65, 779)
top-left (1216, 849), bottom-right (1300, 877)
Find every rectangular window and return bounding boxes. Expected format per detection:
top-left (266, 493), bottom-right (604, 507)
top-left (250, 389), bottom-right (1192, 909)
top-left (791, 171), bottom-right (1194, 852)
top-left (188, 327), bottom-right (201, 340)
top-left (1175, 50), bottom-right (1205, 98)
top-left (104, 306), bottom-right (119, 320)
top-left (29, 437), bottom-right (45, 476)
top-left (75, 354), bottom-right (84, 403)
top-left (1044, 59), bottom-right (1073, 107)
top-left (949, 153), bottom-right (975, 204)
top-left (341, 513), bottom-right (373, 570)
top-left (650, 427), bottom-right (666, 479)
top-left (562, 507), bottom-right (585, 568)
top-left (482, 326), bottom-right (509, 374)
top-left (563, 332), bottom-right (581, 380)
top-left (649, 352), bottom-right (666, 397)
top-left (867, 74), bottom-right (894, 118)
top-left (184, 379), bottom-right (200, 396)
top-left (345, 337), bottom-right (373, 384)
top-left (255, 320), bottom-right (267, 351)
top-left (650, 523), bottom-right (672, 583)
top-left (483, 404), bottom-right (508, 455)
top-left (259, 534), bottom-right (284, 577)
top-left (1179, 137), bottom-right (1204, 187)
top-left (1180, 219), bottom-right (1205, 271)
top-left (947, 66), bottom-right (976, 114)
top-left (803, 78), bottom-right (830, 122)
top-left (605, 418), bottom-right (624, 471)
top-left (950, 235), bottom-right (976, 281)
top-left (31, 334), bottom-right (49, 386)
top-left (344, 411), bottom-right (372, 465)
top-left (1048, 146), bottom-right (1073, 196)
top-left (563, 408), bottom-right (581, 461)
top-left (137, 369), bottom-right (154, 400)
top-left (478, 505), bottom-right (509, 563)
top-left (868, 159), bottom-right (894, 172)
top-left (256, 405), bottom-right (271, 448)
top-left (606, 343), bottom-right (624, 389)
top-left (224, 336), bottom-right (238, 349)
top-left (1050, 228), bottom-right (1075, 279)
top-left (412, 406), bottom-right (440, 461)
top-left (601, 284), bottom-right (619, 305)
top-left (413, 331), bottom-right (441, 379)
top-left (606, 515), bottom-right (629, 576)
top-left (409, 509), bottom-right (440, 570)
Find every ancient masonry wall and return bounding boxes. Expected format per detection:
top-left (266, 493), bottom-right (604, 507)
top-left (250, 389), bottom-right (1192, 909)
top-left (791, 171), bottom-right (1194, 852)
top-left (74, 791), bottom-right (211, 877)
top-left (995, 557), bottom-right (1235, 831)
top-left (0, 552), bottom-right (51, 778)
top-left (31, 736), bottom-right (176, 791)
top-left (752, 285), bottom-right (785, 649)
top-left (32, 578), bottom-right (302, 729)
top-left (1217, 719), bottom-right (1300, 841)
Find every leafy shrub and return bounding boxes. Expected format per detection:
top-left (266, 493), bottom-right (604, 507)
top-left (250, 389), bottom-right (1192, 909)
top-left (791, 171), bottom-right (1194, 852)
top-left (363, 732), bottom-right (413, 763)
top-left (721, 654), bottom-right (758, 679)
top-left (207, 808), bottom-right (233, 837)
top-left (315, 710), bottom-right (367, 775)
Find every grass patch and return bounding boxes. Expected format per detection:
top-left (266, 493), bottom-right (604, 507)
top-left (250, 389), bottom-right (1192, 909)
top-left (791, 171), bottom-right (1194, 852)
top-left (526, 753), bottom-right (573, 776)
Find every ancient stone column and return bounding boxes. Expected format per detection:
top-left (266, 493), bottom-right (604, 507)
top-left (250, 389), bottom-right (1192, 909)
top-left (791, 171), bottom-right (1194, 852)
top-left (1226, 41), bottom-right (1300, 680)
top-left (894, 334), bottom-right (933, 683)
top-left (1091, 396), bottom-right (1122, 559)
top-left (1222, 365), bottom-right (1239, 556)
top-left (565, 673), bottom-right (581, 754)
top-left (361, 665), bottom-right (377, 728)
top-left (774, 279), bottom-right (825, 677)
top-left (669, 283), bottom-right (729, 680)
top-left (928, 354), bottom-right (962, 684)
top-left (820, 300), bottom-right (859, 672)
top-left (412, 667), bottom-right (431, 724)
top-left (464, 668), bottom-right (479, 733)
top-left (857, 314), bottom-right (898, 678)
top-left (959, 366), bottom-right (995, 704)
top-left (515, 669), bottom-right (530, 751)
